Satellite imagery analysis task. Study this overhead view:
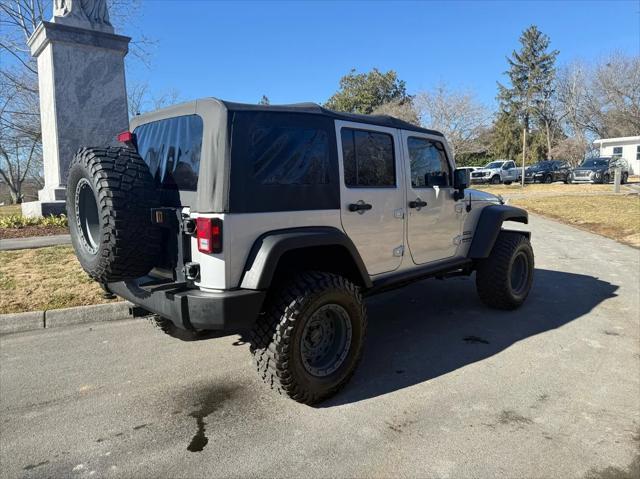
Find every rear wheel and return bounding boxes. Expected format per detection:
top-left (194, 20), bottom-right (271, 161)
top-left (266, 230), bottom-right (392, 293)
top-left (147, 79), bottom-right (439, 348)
top-left (504, 181), bottom-right (512, 185)
top-left (250, 272), bottom-right (366, 405)
top-left (544, 174), bottom-right (553, 184)
top-left (603, 174), bottom-right (610, 184)
top-left (621, 173), bottom-right (628, 184)
top-left (475, 232), bottom-right (534, 310)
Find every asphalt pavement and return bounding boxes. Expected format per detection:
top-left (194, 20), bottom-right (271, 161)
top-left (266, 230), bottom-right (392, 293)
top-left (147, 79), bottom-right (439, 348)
top-left (1, 215), bottom-right (638, 478)
top-left (0, 234), bottom-right (71, 251)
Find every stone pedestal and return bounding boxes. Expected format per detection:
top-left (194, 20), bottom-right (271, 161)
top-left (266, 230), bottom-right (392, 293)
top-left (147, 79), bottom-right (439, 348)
top-left (21, 21), bottom-right (130, 217)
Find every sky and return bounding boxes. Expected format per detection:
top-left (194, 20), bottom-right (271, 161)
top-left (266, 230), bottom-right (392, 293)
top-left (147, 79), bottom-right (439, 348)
top-left (124, 0), bottom-right (639, 110)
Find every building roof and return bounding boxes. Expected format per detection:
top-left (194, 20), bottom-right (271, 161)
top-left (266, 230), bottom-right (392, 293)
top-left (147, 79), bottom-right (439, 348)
top-left (593, 136), bottom-right (640, 144)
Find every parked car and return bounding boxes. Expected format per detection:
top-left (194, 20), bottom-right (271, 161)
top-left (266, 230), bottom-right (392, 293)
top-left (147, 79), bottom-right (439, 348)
top-left (64, 99), bottom-right (533, 405)
top-left (471, 160), bottom-right (519, 184)
top-left (571, 157), bottom-right (630, 184)
top-left (524, 160), bottom-right (572, 184)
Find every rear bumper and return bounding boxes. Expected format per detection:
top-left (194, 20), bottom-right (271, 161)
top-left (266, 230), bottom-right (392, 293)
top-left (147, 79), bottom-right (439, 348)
top-left (107, 278), bottom-right (266, 332)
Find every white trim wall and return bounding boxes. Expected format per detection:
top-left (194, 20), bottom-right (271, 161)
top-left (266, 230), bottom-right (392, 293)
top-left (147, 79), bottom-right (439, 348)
top-left (593, 136), bottom-right (640, 175)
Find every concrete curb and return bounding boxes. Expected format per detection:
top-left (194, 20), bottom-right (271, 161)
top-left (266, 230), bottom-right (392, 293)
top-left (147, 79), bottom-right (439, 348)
top-left (0, 301), bottom-right (136, 335)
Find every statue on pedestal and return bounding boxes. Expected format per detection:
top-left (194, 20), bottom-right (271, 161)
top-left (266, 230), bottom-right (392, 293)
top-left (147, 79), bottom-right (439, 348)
top-left (53, 0), bottom-right (113, 33)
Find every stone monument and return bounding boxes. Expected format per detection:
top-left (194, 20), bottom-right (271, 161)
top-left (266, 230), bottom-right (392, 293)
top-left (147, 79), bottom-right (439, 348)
top-left (22, 0), bottom-right (130, 217)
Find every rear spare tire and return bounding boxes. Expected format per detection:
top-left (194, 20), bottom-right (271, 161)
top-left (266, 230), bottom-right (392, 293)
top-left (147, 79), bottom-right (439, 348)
top-left (66, 147), bottom-right (162, 283)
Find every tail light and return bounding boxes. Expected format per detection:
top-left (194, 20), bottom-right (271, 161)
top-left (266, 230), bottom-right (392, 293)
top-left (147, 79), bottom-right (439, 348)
top-left (117, 131), bottom-right (136, 147)
top-left (196, 217), bottom-right (222, 254)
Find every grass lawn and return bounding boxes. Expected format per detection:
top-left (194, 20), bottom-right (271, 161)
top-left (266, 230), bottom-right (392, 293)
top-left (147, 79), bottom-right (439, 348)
top-left (473, 183), bottom-right (616, 196)
top-left (0, 245), bottom-right (119, 314)
top-left (511, 195), bottom-right (640, 248)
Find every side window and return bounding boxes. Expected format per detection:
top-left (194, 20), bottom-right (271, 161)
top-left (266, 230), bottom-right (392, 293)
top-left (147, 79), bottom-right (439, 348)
top-left (505, 161), bottom-right (515, 169)
top-left (341, 128), bottom-right (395, 187)
top-left (407, 137), bottom-right (451, 188)
top-left (636, 146), bottom-right (640, 161)
top-left (251, 127), bottom-right (329, 185)
top-left (613, 146), bottom-right (623, 158)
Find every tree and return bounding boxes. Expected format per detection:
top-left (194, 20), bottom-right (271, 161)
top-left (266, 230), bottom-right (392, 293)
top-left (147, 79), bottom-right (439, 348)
top-left (325, 68), bottom-right (410, 114)
top-left (498, 25), bottom-right (559, 184)
top-left (258, 94), bottom-right (270, 105)
top-left (371, 99), bottom-right (419, 125)
top-left (415, 83), bottom-right (489, 156)
top-left (490, 110), bottom-right (522, 161)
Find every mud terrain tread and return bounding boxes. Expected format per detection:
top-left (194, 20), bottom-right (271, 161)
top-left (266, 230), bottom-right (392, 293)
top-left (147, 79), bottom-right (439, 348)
top-left (67, 147), bottom-right (161, 282)
top-left (249, 271), bottom-right (366, 405)
top-left (475, 231), bottom-right (534, 310)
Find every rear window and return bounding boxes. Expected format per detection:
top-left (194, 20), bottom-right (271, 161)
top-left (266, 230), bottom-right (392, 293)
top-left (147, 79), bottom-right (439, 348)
top-left (134, 114), bottom-right (203, 191)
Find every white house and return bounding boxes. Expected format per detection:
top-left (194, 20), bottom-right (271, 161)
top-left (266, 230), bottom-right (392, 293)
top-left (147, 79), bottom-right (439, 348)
top-left (593, 136), bottom-right (640, 175)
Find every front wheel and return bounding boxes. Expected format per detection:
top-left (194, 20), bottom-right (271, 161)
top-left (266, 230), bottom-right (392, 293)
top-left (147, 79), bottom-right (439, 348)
top-left (544, 174), bottom-right (553, 184)
top-left (621, 173), bottom-right (628, 184)
top-left (491, 175), bottom-right (501, 185)
top-left (250, 272), bottom-right (367, 405)
top-left (475, 232), bottom-right (534, 310)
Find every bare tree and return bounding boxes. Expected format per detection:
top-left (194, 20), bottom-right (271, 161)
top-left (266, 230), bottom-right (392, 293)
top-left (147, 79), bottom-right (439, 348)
top-left (127, 81), bottom-right (181, 117)
top-left (415, 83), bottom-right (489, 155)
top-left (556, 53), bottom-right (640, 152)
top-left (372, 98), bottom-right (419, 125)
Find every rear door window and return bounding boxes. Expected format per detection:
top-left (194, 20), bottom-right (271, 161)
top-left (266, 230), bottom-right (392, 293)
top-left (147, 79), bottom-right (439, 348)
top-left (341, 128), bottom-right (396, 187)
top-left (134, 114), bottom-right (203, 191)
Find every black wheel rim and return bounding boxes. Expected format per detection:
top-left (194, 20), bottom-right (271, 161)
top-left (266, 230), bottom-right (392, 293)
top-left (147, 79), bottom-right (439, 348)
top-left (510, 252), bottom-right (529, 295)
top-left (75, 178), bottom-right (100, 255)
top-left (301, 304), bottom-right (352, 377)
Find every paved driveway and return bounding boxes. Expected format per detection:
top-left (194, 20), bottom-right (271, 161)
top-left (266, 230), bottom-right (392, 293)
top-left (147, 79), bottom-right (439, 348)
top-left (1, 215), bottom-right (638, 478)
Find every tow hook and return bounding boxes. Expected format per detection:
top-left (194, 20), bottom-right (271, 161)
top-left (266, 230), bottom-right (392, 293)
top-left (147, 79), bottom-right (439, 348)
top-left (183, 262), bottom-right (200, 281)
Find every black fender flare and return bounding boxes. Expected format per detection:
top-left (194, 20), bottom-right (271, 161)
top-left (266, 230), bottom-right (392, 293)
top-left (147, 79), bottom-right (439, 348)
top-left (240, 227), bottom-right (372, 290)
top-left (468, 205), bottom-right (529, 259)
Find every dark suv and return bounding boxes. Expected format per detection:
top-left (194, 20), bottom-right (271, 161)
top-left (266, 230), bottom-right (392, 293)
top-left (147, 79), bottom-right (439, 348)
top-left (571, 157), bottom-right (630, 184)
top-left (523, 160), bottom-right (571, 184)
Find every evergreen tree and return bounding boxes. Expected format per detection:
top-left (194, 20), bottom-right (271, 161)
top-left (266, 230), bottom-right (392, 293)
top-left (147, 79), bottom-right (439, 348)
top-left (497, 25), bottom-right (559, 183)
top-left (491, 110), bottom-right (522, 160)
top-left (258, 95), bottom-right (270, 105)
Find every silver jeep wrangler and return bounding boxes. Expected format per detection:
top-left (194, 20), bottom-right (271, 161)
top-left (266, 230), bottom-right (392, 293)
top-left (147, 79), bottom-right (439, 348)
top-left (67, 98), bottom-right (534, 404)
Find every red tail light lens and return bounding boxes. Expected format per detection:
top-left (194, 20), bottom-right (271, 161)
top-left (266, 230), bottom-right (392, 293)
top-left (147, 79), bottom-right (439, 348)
top-left (196, 217), bottom-right (222, 254)
top-left (117, 131), bottom-right (135, 144)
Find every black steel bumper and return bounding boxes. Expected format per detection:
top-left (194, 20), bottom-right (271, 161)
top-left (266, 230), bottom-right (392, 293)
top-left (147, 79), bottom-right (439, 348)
top-left (107, 278), bottom-right (266, 332)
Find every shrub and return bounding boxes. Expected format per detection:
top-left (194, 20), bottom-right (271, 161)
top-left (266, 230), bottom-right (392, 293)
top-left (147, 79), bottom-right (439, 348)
top-left (0, 214), bottom-right (68, 229)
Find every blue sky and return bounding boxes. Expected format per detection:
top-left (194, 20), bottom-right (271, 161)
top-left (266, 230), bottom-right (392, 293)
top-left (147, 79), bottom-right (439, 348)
top-left (127, 0), bottom-right (639, 109)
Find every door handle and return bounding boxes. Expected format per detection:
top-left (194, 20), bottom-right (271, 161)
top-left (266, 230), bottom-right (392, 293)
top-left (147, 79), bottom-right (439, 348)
top-left (348, 202), bottom-right (373, 213)
top-left (409, 199), bottom-right (428, 208)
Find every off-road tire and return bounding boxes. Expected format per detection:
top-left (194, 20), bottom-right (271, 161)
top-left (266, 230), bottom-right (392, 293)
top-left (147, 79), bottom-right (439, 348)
top-left (66, 147), bottom-right (162, 283)
top-left (475, 232), bottom-right (534, 310)
top-left (250, 271), bottom-right (367, 405)
top-left (490, 175), bottom-right (501, 184)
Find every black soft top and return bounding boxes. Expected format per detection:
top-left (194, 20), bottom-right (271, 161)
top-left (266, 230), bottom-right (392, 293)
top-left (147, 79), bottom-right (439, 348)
top-left (221, 100), bottom-right (444, 137)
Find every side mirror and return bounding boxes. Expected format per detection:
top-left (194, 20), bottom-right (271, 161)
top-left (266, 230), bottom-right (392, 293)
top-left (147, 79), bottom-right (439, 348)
top-left (453, 168), bottom-right (470, 200)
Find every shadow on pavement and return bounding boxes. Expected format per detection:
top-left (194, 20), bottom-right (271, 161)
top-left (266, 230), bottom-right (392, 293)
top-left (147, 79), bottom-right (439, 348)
top-left (322, 268), bottom-right (618, 407)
